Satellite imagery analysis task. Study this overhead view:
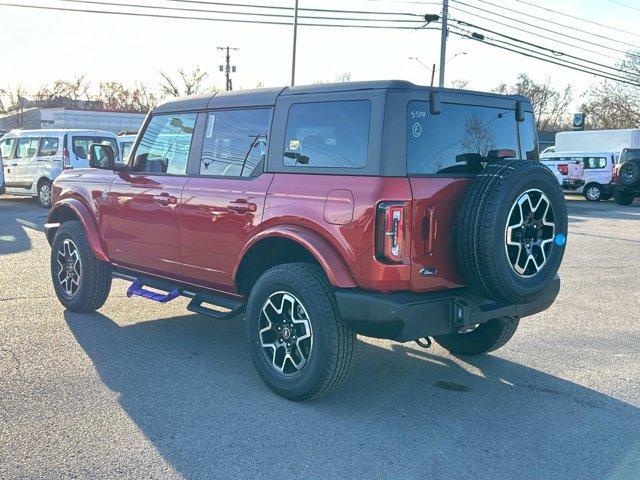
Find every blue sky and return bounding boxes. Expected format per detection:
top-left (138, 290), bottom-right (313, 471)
top-left (0, 0), bottom-right (638, 108)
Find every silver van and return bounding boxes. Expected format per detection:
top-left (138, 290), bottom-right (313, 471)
top-left (0, 129), bottom-right (119, 207)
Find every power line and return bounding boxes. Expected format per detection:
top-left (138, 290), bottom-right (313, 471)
top-left (450, 25), bottom-right (635, 86)
top-left (448, 4), bottom-right (627, 62)
top-left (605, 0), bottom-right (640, 13)
top-left (0, 2), bottom-right (438, 29)
top-left (449, 27), bottom-right (640, 87)
top-left (451, 18), bottom-right (639, 79)
top-left (167, 0), bottom-right (425, 17)
top-left (512, 0), bottom-right (640, 40)
top-left (472, 0), bottom-right (640, 49)
top-left (57, 0), bottom-right (427, 23)
top-left (450, 0), bottom-right (636, 55)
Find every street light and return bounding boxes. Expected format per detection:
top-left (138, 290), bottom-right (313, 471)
top-left (409, 52), bottom-right (467, 86)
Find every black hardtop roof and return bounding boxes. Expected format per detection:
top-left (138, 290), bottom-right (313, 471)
top-left (153, 80), bottom-right (530, 113)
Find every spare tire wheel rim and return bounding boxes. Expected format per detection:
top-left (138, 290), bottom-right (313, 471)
top-left (259, 291), bottom-right (313, 376)
top-left (56, 238), bottom-right (82, 297)
top-left (621, 165), bottom-right (634, 183)
top-left (505, 189), bottom-right (556, 278)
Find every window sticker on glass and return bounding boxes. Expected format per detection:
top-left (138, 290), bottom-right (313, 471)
top-left (289, 139), bottom-right (300, 151)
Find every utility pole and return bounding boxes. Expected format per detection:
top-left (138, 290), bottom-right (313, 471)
top-left (217, 46), bottom-right (239, 91)
top-left (291, 0), bottom-right (299, 86)
top-left (438, 0), bottom-right (448, 87)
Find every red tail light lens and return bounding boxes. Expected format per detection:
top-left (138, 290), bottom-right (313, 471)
top-left (63, 148), bottom-right (71, 169)
top-left (376, 202), bottom-right (406, 264)
top-left (557, 164), bottom-right (568, 176)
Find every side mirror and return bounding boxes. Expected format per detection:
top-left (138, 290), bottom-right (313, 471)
top-left (88, 143), bottom-right (116, 170)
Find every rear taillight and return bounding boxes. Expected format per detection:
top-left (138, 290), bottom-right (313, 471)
top-left (376, 202), bottom-right (406, 264)
top-left (63, 148), bottom-right (71, 169)
top-left (557, 164), bottom-right (568, 176)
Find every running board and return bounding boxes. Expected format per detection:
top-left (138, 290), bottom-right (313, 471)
top-left (115, 271), bottom-right (245, 319)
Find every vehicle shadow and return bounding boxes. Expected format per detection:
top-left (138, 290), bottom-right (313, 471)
top-left (0, 196), bottom-right (46, 255)
top-left (65, 311), bottom-right (639, 480)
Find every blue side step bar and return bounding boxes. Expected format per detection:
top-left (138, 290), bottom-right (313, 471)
top-left (126, 280), bottom-right (181, 303)
top-left (116, 271), bottom-right (245, 320)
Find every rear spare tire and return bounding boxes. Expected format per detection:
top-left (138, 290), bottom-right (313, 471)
top-left (455, 160), bottom-right (568, 304)
top-left (618, 160), bottom-right (640, 187)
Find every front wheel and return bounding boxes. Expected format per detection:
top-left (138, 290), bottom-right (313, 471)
top-left (583, 183), bottom-right (602, 202)
top-left (245, 263), bottom-right (355, 401)
top-left (434, 317), bottom-right (519, 355)
top-left (50, 221), bottom-right (112, 312)
top-left (37, 180), bottom-right (52, 208)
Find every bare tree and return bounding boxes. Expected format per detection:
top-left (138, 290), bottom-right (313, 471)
top-left (0, 86), bottom-right (29, 127)
top-left (579, 50), bottom-right (640, 129)
top-left (33, 76), bottom-right (93, 109)
top-left (159, 68), bottom-right (210, 97)
top-left (494, 74), bottom-right (572, 130)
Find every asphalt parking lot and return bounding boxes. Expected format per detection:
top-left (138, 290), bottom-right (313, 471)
top-left (0, 194), bottom-right (638, 480)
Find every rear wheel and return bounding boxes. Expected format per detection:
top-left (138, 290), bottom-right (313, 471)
top-left (245, 263), bottom-right (355, 401)
top-left (584, 183), bottom-right (602, 202)
top-left (613, 190), bottom-right (635, 206)
top-left (434, 317), bottom-right (519, 355)
top-left (37, 179), bottom-right (52, 208)
top-left (50, 221), bottom-right (112, 311)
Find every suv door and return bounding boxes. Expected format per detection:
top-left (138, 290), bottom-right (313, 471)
top-left (102, 113), bottom-right (197, 278)
top-left (180, 108), bottom-right (273, 292)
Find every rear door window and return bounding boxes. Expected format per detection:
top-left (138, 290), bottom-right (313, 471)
top-left (38, 137), bottom-right (60, 157)
top-left (1, 137), bottom-right (15, 159)
top-left (72, 136), bottom-right (118, 160)
top-left (132, 113), bottom-right (197, 175)
top-left (407, 101), bottom-right (519, 175)
top-left (519, 112), bottom-right (539, 161)
top-left (584, 157), bottom-right (607, 169)
top-left (15, 137), bottom-right (39, 159)
top-left (283, 100), bottom-right (371, 168)
top-left (201, 108), bottom-right (271, 177)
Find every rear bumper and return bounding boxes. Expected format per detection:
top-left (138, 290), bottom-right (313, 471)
top-left (335, 276), bottom-right (560, 342)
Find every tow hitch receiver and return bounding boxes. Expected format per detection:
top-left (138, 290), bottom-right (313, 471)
top-left (126, 280), bottom-right (180, 303)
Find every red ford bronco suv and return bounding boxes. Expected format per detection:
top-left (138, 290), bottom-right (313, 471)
top-left (46, 81), bottom-right (567, 401)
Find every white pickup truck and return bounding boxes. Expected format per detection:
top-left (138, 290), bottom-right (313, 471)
top-left (540, 155), bottom-right (585, 192)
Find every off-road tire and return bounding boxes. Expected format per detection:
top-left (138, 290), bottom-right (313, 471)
top-left (245, 263), bottom-right (355, 401)
top-left (50, 221), bottom-right (112, 312)
top-left (613, 190), bottom-right (635, 206)
top-left (583, 183), bottom-right (602, 202)
top-left (37, 179), bottom-right (52, 208)
top-left (455, 160), bottom-right (568, 304)
top-left (434, 317), bottom-right (519, 355)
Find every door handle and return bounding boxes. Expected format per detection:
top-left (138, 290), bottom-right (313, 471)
top-left (10, 163), bottom-right (17, 167)
top-left (153, 193), bottom-right (177, 206)
top-left (228, 199), bottom-right (257, 213)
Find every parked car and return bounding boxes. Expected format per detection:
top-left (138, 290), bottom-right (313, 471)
top-left (0, 153), bottom-right (4, 195)
top-left (45, 81), bottom-right (567, 401)
top-left (539, 154), bottom-right (585, 192)
top-left (0, 129), bottom-right (119, 207)
top-left (541, 151), bottom-right (616, 201)
top-left (117, 134), bottom-right (137, 164)
top-left (612, 148), bottom-right (640, 205)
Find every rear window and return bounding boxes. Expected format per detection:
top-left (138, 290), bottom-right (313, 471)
top-left (407, 101), bottom-right (520, 175)
top-left (72, 136), bottom-right (118, 160)
top-left (283, 100), bottom-right (371, 169)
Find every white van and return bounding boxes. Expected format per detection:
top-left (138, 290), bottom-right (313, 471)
top-left (539, 154), bottom-right (584, 192)
top-left (541, 151), bottom-right (616, 201)
top-left (0, 129), bottom-right (119, 207)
